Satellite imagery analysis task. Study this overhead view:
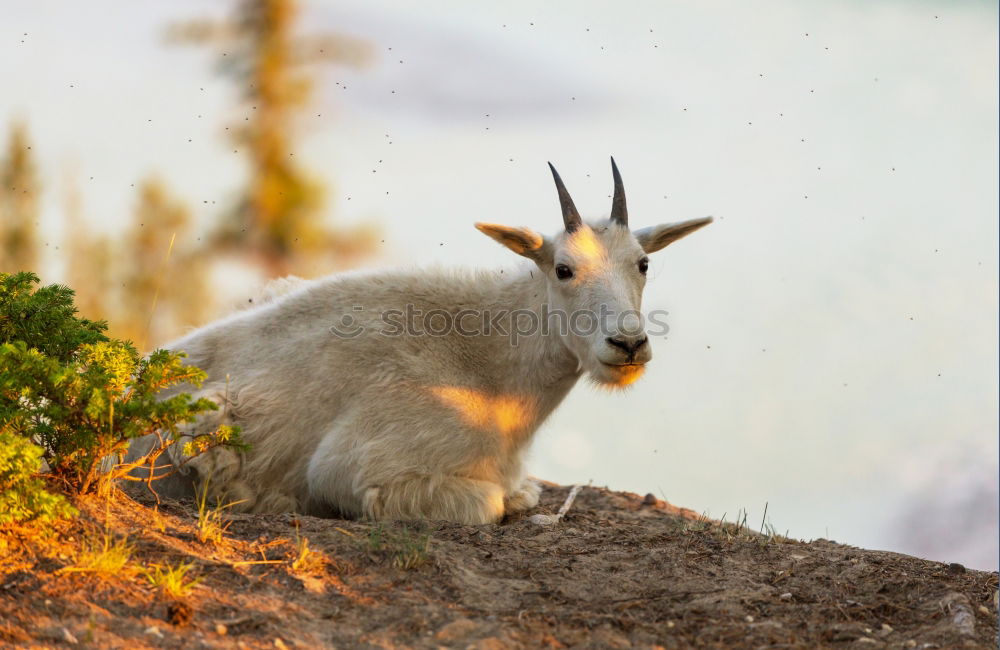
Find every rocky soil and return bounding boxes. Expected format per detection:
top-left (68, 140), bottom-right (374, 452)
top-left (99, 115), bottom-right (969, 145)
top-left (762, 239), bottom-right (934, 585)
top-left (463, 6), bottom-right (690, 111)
top-left (1, 484), bottom-right (996, 648)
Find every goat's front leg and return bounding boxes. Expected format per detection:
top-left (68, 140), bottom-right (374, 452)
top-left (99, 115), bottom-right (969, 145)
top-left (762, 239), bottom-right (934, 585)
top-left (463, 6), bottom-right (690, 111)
top-left (362, 475), bottom-right (507, 525)
top-left (166, 395), bottom-right (257, 511)
top-left (504, 476), bottom-right (541, 514)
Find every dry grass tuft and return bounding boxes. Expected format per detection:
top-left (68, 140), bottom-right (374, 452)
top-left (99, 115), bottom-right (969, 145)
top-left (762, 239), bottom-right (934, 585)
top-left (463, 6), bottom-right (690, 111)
top-left (194, 480), bottom-right (242, 546)
top-left (367, 524), bottom-right (431, 570)
top-left (142, 561), bottom-right (201, 599)
top-left (58, 530), bottom-right (133, 577)
top-left (682, 503), bottom-right (793, 547)
top-left (290, 526), bottom-right (327, 574)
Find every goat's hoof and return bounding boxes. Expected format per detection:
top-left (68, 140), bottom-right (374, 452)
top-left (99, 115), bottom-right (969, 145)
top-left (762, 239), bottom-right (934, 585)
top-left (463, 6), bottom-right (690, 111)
top-left (505, 477), bottom-right (542, 513)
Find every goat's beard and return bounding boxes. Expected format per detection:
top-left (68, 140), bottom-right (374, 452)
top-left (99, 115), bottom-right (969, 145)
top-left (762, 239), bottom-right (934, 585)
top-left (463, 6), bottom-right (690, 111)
top-left (589, 362), bottom-right (646, 389)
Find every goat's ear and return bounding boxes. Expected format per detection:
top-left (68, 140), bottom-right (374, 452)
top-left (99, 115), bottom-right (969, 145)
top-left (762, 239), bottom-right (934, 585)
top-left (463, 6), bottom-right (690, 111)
top-left (634, 217), bottom-right (713, 254)
top-left (475, 223), bottom-right (550, 261)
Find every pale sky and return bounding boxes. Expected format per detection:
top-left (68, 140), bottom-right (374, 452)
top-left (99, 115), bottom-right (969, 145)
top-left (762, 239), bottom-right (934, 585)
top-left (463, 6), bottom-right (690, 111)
top-left (2, 0), bottom-right (997, 568)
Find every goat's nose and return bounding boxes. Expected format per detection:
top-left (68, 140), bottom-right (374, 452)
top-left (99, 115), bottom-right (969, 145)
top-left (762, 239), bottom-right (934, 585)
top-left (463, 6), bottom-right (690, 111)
top-left (606, 335), bottom-right (648, 356)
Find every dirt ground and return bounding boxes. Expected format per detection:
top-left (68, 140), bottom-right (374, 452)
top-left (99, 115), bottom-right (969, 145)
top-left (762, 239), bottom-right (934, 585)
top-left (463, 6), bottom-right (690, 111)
top-left (0, 483), bottom-right (996, 649)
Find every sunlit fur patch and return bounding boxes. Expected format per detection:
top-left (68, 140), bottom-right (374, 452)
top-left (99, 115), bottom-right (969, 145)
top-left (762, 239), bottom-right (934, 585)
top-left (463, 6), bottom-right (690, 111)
top-left (429, 386), bottom-right (537, 439)
top-left (563, 226), bottom-right (608, 274)
top-left (591, 364), bottom-right (646, 390)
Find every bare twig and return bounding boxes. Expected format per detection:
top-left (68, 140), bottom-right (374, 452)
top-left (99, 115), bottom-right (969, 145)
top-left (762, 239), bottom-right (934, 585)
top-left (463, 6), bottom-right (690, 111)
top-left (140, 231), bottom-right (176, 353)
top-left (529, 483), bottom-right (588, 526)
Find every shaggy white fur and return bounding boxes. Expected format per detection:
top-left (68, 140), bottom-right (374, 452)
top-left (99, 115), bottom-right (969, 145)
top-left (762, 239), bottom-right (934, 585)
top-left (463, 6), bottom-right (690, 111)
top-left (125, 165), bottom-right (711, 525)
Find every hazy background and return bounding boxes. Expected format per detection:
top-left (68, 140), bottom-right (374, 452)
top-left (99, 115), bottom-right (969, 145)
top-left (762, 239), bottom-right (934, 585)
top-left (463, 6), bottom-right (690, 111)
top-left (1, 1), bottom-right (996, 569)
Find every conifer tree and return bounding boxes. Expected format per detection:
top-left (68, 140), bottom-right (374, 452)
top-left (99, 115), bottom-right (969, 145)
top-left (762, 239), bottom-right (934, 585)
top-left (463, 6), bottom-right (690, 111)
top-left (168, 0), bottom-right (377, 276)
top-left (62, 179), bottom-right (114, 325)
top-left (118, 178), bottom-right (210, 347)
top-left (0, 123), bottom-right (41, 274)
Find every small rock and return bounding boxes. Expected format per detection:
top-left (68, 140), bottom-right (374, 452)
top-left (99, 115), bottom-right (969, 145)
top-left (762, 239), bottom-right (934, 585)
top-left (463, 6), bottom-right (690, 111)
top-left (942, 591), bottom-right (976, 636)
top-left (745, 615), bottom-right (754, 623)
top-left (435, 618), bottom-right (479, 642)
top-left (749, 621), bottom-right (784, 630)
top-left (144, 626), bottom-right (163, 639)
top-left (62, 628), bottom-right (78, 644)
top-left (274, 639), bottom-right (289, 650)
top-left (948, 562), bottom-right (966, 574)
top-left (978, 605), bottom-right (992, 615)
top-left (666, 621), bottom-right (675, 628)
top-left (529, 513), bottom-right (559, 526)
top-left (779, 592), bottom-right (793, 600)
top-left (591, 626), bottom-right (632, 648)
top-left (857, 638), bottom-right (879, 645)
top-left (216, 624), bottom-right (228, 635)
top-left (642, 493), bottom-right (657, 506)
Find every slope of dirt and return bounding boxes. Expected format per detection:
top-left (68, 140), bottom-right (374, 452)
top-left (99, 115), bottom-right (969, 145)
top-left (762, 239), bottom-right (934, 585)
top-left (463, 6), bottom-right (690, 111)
top-left (0, 484), bottom-right (996, 649)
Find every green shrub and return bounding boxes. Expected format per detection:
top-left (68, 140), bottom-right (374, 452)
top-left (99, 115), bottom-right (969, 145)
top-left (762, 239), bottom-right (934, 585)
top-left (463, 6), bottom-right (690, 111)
top-left (0, 430), bottom-right (75, 526)
top-left (0, 271), bottom-right (108, 362)
top-left (0, 272), bottom-right (239, 495)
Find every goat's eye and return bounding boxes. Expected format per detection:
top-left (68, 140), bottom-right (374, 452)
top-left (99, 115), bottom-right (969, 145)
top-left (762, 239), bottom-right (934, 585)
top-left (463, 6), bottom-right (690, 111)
top-left (555, 264), bottom-right (574, 280)
top-left (638, 257), bottom-right (649, 274)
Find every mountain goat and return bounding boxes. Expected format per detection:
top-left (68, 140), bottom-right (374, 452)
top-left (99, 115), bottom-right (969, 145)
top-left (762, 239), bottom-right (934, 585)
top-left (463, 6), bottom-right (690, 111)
top-left (126, 158), bottom-right (712, 524)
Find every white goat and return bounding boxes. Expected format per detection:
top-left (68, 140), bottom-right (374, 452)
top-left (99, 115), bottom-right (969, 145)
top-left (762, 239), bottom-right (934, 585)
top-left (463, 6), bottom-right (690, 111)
top-left (126, 159), bottom-right (711, 524)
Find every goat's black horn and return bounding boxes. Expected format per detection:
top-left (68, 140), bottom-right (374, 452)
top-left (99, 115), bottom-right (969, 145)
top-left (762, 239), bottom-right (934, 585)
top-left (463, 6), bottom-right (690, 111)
top-left (548, 162), bottom-right (583, 233)
top-left (610, 156), bottom-right (627, 227)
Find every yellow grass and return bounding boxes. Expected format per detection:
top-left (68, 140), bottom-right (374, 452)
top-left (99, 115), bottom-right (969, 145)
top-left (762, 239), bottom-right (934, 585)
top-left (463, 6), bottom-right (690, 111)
top-left (57, 530), bottom-right (133, 577)
top-left (290, 526), bottom-right (326, 573)
top-left (194, 479), bottom-right (243, 546)
top-left (142, 561), bottom-right (201, 599)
